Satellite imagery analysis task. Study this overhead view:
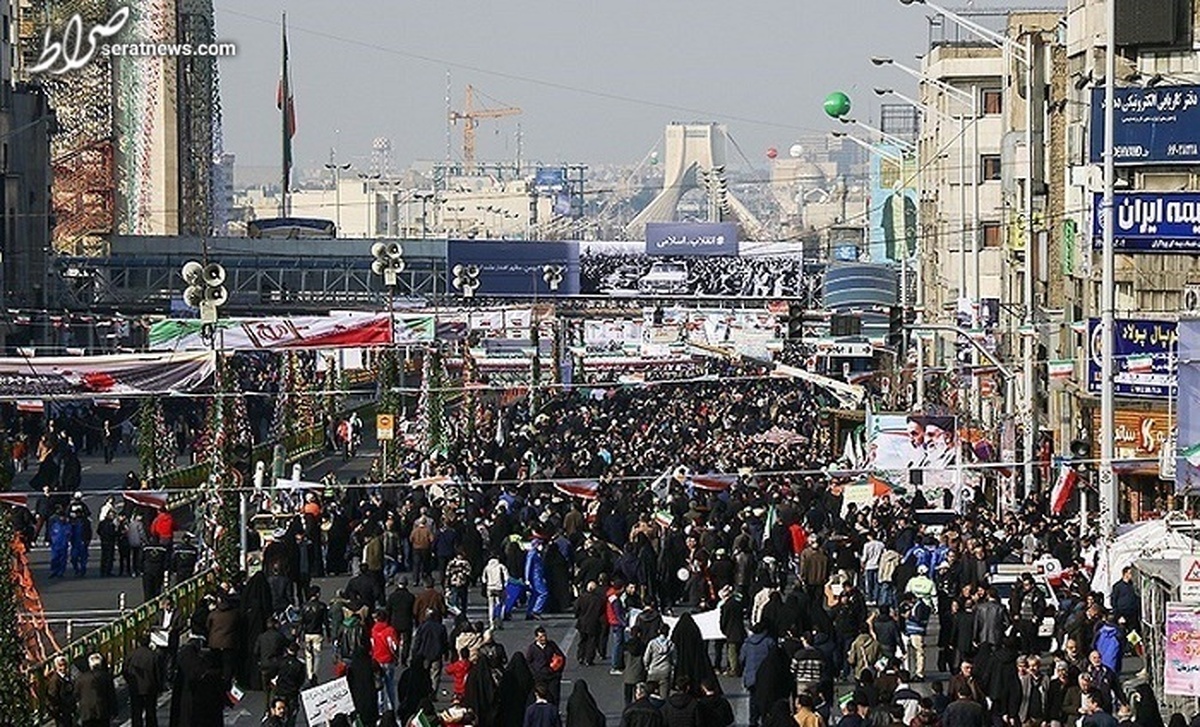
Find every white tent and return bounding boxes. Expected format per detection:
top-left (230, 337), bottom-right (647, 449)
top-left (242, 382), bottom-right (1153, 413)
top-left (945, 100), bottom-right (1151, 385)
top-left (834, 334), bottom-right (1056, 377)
top-left (1091, 516), bottom-right (1200, 597)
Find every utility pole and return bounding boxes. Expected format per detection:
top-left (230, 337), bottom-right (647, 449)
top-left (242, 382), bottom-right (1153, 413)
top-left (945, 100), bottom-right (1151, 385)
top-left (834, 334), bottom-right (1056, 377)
top-left (1098, 0), bottom-right (1118, 535)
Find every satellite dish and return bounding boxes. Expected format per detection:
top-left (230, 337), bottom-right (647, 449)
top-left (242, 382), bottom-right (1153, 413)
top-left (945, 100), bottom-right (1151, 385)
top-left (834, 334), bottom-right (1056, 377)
top-left (789, 144), bottom-right (803, 158)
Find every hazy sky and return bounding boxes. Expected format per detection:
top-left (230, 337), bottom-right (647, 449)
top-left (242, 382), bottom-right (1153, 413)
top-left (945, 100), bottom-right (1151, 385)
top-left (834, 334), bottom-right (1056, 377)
top-left (212, 1), bottom-right (1004, 179)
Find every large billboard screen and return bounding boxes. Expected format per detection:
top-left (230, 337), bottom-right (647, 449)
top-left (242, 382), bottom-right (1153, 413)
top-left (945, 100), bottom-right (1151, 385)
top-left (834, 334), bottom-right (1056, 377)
top-left (1089, 85), bottom-right (1200, 165)
top-left (1087, 317), bottom-right (1177, 399)
top-left (1092, 192), bottom-right (1200, 253)
top-left (445, 240), bottom-right (580, 297)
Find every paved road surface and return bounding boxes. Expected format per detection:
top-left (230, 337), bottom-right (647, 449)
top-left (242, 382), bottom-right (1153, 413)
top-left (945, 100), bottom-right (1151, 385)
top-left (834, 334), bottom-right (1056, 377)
top-left (22, 447), bottom-right (373, 648)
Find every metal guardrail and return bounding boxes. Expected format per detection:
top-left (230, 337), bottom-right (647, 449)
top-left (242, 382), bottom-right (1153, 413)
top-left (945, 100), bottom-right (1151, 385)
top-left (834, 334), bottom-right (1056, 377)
top-left (29, 568), bottom-right (217, 720)
top-left (162, 425), bottom-right (326, 507)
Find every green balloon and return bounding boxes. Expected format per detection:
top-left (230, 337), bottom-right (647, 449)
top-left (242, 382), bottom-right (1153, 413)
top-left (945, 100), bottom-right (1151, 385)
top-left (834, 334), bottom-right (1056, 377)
top-left (824, 91), bottom-right (852, 119)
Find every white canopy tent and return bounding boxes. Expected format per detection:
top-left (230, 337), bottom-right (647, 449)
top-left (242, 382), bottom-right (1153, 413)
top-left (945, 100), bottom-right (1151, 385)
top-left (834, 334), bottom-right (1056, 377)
top-left (1091, 516), bottom-right (1200, 597)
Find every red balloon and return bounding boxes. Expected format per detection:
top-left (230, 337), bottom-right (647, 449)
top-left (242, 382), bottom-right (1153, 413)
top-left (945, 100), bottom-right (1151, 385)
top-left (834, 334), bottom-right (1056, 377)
top-left (766, 147), bottom-right (778, 159)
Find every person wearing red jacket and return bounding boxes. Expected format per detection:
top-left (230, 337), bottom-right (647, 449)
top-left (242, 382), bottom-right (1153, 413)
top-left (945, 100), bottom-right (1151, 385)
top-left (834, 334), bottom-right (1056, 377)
top-left (149, 508), bottom-right (174, 544)
top-left (788, 520), bottom-right (808, 578)
top-left (370, 610), bottom-right (400, 713)
top-left (605, 577), bottom-right (627, 674)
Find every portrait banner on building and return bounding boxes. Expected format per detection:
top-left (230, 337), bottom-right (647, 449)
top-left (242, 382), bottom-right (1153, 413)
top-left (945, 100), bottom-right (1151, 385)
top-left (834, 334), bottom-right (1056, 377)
top-left (867, 144), bottom-right (918, 265)
top-left (1165, 603), bottom-right (1200, 696)
top-left (1175, 320), bottom-right (1200, 494)
top-left (864, 412), bottom-right (958, 502)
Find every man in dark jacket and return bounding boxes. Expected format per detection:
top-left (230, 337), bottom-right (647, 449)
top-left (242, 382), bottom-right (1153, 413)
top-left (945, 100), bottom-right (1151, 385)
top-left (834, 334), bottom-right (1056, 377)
top-left (254, 617), bottom-right (290, 693)
top-left (526, 626), bottom-right (567, 706)
top-left (661, 677), bottom-right (700, 727)
top-left (621, 682), bottom-right (666, 727)
top-left (45, 655), bottom-right (76, 727)
top-left (942, 683), bottom-right (988, 727)
top-left (271, 642), bottom-right (307, 727)
top-left (75, 653), bottom-right (118, 727)
top-left (386, 576), bottom-right (417, 665)
top-left (696, 678), bottom-right (733, 727)
top-left (574, 580), bottom-right (607, 666)
top-left (523, 683), bottom-right (562, 727)
top-left (123, 635), bottom-right (162, 727)
top-left (411, 611), bottom-right (450, 692)
top-left (1110, 566), bottom-right (1140, 629)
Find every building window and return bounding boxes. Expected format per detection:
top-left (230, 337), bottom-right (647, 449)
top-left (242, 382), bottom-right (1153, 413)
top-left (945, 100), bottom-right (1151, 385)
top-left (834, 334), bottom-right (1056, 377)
top-left (982, 222), bottom-right (1002, 248)
top-left (981, 89), bottom-right (1002, 114)
top-left (981, 155), bottom-right (1002, 181)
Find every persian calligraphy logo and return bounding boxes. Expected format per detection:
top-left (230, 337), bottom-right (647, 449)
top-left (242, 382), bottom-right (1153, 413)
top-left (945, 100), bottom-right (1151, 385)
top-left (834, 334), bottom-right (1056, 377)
top-left (30, 6), bottom-right (130, 75)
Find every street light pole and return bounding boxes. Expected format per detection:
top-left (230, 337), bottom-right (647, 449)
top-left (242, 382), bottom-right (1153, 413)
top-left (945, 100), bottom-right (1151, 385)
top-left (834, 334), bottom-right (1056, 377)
top-left (1099, 0), bottom-right (1117, 535)
top-left (324, 153), bottom-right (351, 235)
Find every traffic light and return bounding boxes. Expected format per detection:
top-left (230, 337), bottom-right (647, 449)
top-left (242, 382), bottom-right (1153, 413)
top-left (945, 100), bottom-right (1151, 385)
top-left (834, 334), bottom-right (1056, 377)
top-left (887, 306), bottom-right (905, 350)
top-left (787, 303), bottom-right (804, 340)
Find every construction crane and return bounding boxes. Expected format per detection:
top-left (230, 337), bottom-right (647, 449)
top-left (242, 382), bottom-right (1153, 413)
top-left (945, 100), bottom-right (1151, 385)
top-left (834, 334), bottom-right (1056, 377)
top-left (448, 85), bottom-right (521, 175)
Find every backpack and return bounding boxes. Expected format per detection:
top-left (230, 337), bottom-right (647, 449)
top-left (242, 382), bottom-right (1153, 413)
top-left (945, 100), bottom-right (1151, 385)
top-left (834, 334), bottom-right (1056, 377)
top-left (338, 615), bottom-right (364, 659)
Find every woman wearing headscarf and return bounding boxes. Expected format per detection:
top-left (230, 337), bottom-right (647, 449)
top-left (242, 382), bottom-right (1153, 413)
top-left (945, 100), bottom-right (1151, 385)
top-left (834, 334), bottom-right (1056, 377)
top-left (496, 651), bottom-right (536, 727)
top-left (395, 659), bottom-right (433, 723)
top-left (346, 644), bottom-right (379, 727)
top-left (751, 645), bottom-right (792, 727)
top-left (670, 612), bottom-right (717, 691)
top-left (463, 651), bottom-right (499, 727)
top-left (565, 680), bottom-right (606, 727)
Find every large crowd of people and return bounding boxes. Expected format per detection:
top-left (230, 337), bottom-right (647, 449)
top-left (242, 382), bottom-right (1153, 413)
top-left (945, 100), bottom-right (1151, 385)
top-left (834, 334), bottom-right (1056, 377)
top-left (24, 360), bottom-right (1196, 727)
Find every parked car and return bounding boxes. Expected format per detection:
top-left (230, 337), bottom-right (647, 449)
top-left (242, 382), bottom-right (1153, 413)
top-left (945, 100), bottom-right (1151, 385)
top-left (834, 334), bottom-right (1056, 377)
top-left (638, 261), bottom-right (689, 295)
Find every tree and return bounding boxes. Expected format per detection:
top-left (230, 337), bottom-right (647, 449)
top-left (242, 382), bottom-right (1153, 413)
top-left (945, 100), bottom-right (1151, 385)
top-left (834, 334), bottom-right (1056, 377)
top-left (136, 398), bottom-right (174, 487)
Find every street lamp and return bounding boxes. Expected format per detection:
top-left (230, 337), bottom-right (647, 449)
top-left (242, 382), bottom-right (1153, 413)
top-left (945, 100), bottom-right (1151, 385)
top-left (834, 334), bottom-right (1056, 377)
top-left (323, 158), bottom-right (352, 235)
top-left (370, 241), bottom-right (404, 474)
top-left (837, 116), bottom-right (915, 152)
top-left (358, 172), bottom-right (381, 236)
top-left (414, 191), bottom-right (436, 239)
top-left (895, 0), bottom-right (1051, 517)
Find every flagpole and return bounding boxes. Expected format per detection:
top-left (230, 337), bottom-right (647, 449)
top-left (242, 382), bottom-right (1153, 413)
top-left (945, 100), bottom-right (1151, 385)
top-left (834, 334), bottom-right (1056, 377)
top-left (280, 12), bottom-right (290, 218)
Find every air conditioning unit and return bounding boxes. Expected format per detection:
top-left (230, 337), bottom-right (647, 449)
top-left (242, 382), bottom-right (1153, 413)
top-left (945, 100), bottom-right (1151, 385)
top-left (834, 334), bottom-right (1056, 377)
top-left (1183, 284), bottom-right (1200, 314)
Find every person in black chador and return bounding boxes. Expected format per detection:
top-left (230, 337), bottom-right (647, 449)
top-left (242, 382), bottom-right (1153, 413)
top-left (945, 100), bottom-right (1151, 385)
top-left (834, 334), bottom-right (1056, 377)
top-left (566, 679), bottom-right (606, 727)
top-left (495, 650), bottom-right (536, 727)
top-left (670, 612), bottom-right (717, 691)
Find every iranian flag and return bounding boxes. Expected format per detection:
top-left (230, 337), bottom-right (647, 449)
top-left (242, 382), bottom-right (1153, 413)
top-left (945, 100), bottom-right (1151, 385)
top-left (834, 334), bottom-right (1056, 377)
top-left (0, 493), bottom-right (29, 508)
top-left (1127, 354), bottom-right (1154, 374)
top-left (123, 490), bottom-right (169, 510)
top-left (1048, 360), bottom-right (1073, 381)
top-left (688, 473), bottom-right (737, 492)
top-left (278, 13), bottom-right (296, 190)
top-left (1050, 464), bottom-right (1078, 515)
top-left (1182, 442), bottom-right (1200, 468)
top-left (553, 479), bottom-right (600, 500)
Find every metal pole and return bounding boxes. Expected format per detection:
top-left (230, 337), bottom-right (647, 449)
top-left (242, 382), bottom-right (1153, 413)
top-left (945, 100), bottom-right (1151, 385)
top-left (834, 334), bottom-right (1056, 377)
top-left (239, 491), bottom-right (248, 570)
top-left (1099, 0), bottom-right (1118, 535)
top-left (971, 86), bottom-right (983, 424)
top-left (1022, 33), bottom-right (1037, 500)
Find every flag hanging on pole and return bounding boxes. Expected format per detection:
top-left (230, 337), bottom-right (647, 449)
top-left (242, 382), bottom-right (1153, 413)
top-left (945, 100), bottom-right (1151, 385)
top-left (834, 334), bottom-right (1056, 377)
top-left (278, 13), bottom-right (296, 208)
top-left (1127, 354), bottom-right (1153, 374)
top-left (1048, 360), bottom-right (1073, 381)
top-left (1182, 442), bottom-right (1200, 468)
top-left (1050, 464), bottom-right (1078, 514)
top-left (553, 479), bottom-right (600, 501)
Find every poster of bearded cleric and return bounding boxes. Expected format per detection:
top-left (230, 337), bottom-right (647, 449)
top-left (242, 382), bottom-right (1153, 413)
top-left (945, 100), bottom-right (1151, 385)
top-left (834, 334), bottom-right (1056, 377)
top-left (579, 226), bottom-right (818, 301)
top-left (865, 411), bottom-right (962, 507)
